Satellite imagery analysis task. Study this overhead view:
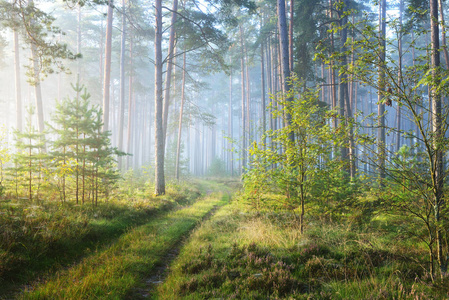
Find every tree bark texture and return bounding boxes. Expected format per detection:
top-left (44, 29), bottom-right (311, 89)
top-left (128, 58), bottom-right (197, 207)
top-left (377, 0), bottom-right (386, 182)
top-left (126, 38), bottom-right (134, 170)
top-left (430, 0), bottom-right (446, 277)
top-left (162, 0), bottom-right (179, 147)
top-left (277, 0), bottom-right (293, 142)
top-left (175, 51), bottom-right (186, 181)
top-left (14, 31), bottom-right (22, 132)
top-left (102, 0), bottom-right (113, 132)
top-left (118, 0), bottom-right (126, 169)
top-left (154, 0), bottom-right (165, 195)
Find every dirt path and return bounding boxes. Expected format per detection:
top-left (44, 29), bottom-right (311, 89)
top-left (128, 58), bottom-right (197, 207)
top-left (126, 192), bottom-right (229, 299)
top-left (20, 186), bottom-right (230, 300)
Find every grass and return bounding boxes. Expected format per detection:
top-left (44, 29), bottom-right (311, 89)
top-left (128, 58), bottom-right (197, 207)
top-left (156, 198), bottom-right (449, 299)
top-left (17, 182), bottom-right (230, 299)
top-left (0, 180), bottom-right (201, 298)
top-left (5, 176), bottom-right (448, 299)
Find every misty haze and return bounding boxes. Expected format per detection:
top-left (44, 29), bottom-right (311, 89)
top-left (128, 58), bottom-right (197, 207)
top-left (1, 0), bottom-right (449, 298)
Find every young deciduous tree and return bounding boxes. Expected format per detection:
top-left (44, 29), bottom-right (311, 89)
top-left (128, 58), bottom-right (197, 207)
top-left (336, 3), bottom-right (449, 279)
top-left (246, 77), bottom-right (346, 233)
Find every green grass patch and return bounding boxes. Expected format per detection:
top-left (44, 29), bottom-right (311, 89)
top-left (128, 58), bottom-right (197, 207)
top-left (0, 181), bottom-right (200, 298)
top-left (17, 187), bottom-right (229, 299)
top-left (157, 201), bottom-right (449, 299)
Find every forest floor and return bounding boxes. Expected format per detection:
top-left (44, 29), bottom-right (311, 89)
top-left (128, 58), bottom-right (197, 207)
top-left (2, 178), bottom-right (449, 299)
top-left (0, 179), bottom-right (233, 299)
top-left (153, 193), bottom-right (449, 299)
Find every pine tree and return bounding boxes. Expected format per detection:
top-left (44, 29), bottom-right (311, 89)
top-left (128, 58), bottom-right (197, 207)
top-left (13, 106), bottom-right (47, 202)
top-left (49, 82), bottom-right (94, 203)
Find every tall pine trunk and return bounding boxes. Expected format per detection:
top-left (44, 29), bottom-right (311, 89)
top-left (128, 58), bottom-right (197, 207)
top-left (430, 0), bottom-right (446, 278)
top-left (339, 0), bottom-right (354, 177)
top-left (154, 0), bottom-right (165, 195)
top-left (127, 37), bottom-right (133, 170)
top-left (329, 0), bottom-right (338, 132)
top-left (102, 0), bottom-right (113, 132)
top-left (229, 58), bottom-right (234, 175)
top-left (239, 25), bottom-right (247, 173)
top-left (162, 0), bottom-right (179, 146)
top-left (261, 38), bottom-right (267, 147)
top-left (378, 0), bottom-right (386, 183)
top-left (27, 0), bottom-right (44, 137)
top-left (438, 0), bottom-right (449, 68)
top-left (14, 31), bottom-right (22, 131)
top-left (289, 0), bottom-right (294, 71)
top-left (277, 0), bottom-right (293, 140)
top-left (175, 51), bottom-right (186, 181)
top-left (396, 0), bottom-right (403, 153)
top-left (118, 0), bottom-right (126, 169)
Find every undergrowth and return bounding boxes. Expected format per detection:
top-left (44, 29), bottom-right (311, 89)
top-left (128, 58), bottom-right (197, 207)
top-left (0, 180), bottom-right (200, 297)
top-left (157, 200), bottom-right (449, 299)
top-left (19, 190), bottom-right (229, 299)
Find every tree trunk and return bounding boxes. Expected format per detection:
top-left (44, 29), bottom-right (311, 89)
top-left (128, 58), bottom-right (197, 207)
top-left (31, 45), bottom-right (44, 135)
top-left (396, 0), bottom-right (403, 153)
top-left (27, 0), bottom-right (45, 137)
top-left (266, 37), bottom-right (274, 156)
top-left (261, 38), bottom-right (267, 146)
top-left (162, 0), bottom-right (179, 147)
top-left (99, 17), bottom-right (104, 87)
top-left (339, 0), bottom-right (354, 177)
top-left (102, 0), bottom-right (113, 132)
top-left (277, 0), bottom-right (293, 142)
top-left (154, 0), bottom-right (165, 195)
top-left (127, 37), bottom-right (133, 170)
top-left (430, 0), bottom-right (446, 278)
top-left (175, 51), bottom-right (186, 181)
top-left (134, 98), bottom-right (141, 168)
top-left (229, 58), bottom-right (234, 175)
top-left (245, 45), bottom-right (251, 147)
top-left (289, 0), bottom-right (294, 71)
top-left (438, 0), bottom-right (449, 68)
top-left (329, 0), bottom-right (338, 132)
top-left (77, 6), bottom-right (82, 78)
top-left (111, 83), bottom-right (117, 145)
top-left (339, 1), bottom-right (349, 175)
top-left (14, 31), bottom-right (22, 132)
top-left (118, 0), bottom-right (126, 170)
top-left (239, 25), bottom-right (247, 173)
top-left (378, 0), bottom-right (386, 183)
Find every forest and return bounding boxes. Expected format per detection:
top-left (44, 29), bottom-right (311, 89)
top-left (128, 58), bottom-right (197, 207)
top-left (1, 0), bottom-right (449, 298)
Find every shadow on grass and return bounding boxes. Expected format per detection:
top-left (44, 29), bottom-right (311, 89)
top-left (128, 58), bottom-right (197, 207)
top-left (0, 196), bottom-right (194, 298)
top-left (157, 206), bottom-right (449, 299)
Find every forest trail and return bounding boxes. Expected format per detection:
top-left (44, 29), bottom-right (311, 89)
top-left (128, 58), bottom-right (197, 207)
top-left (19, 182), bottom-right (232, 300)
top-left (129, 193), bottom-right (228, 299)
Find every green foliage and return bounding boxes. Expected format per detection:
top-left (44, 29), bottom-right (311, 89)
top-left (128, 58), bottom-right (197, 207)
top-left (328, 10), bottom-right (449, 278)
top-left (11, 106), bottom-right (48, 202)
top-left (243, 76), bottom-right (348, 217)
top-left (0, 125), bottom-right (10, 197)
top-left (1, 84), bottom-right (123, 205)
top-left (49, 83), bottom-right (123, 205)
top-left (0, 0), bottom-right (79, 81)
top-left (17, 184), bottom-right (227, 299)
top-left (159, 200), bottom-right (449, 299)
top-left (0, 178), bottom-right (205, 297)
